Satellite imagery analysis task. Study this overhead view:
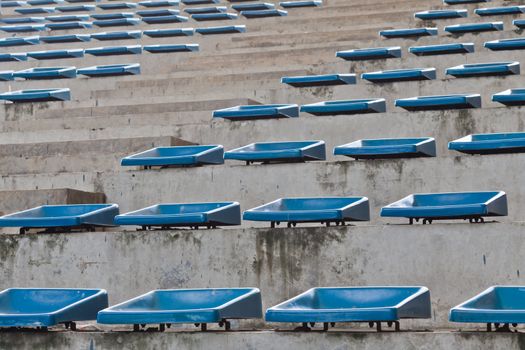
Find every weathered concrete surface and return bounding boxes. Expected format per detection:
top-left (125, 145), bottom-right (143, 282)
top-left (1, 223), bottom-right (525, 328)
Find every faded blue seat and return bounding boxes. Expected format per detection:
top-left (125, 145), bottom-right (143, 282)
top-left (414, 9), bottom-right (467, 20)
top-left (492, 89), bottom-right (525, 106)
top-left (28, 48), bottom-right (84, 59)
top-left (56, 4), bottom-right (95, 11)
top-left (513, 20), bottom-right (525, 29)
top-left (266, 287), bottom-right (430, 331)
top-left (114, 202), bottom-right (241, 229)
top-left (93, 18), bottom-right (141, 27)
top-left (16, 6), bottom-right (56, 13)
top-left (45, 14), bottom-right (89, 21)
top-left (409, 43), bottom-right (474, 56)
top-left (91, 30), bottom-right (142, 40)
top-left (213, 104), bottom-right (299, 120)
top-left (141, 14), bottom-right (188, 23)
top-left (446, 62), bottom-right (519, 78)
top-left (0, 88), bottom-right (71, 102)
top-left (450, 286), bottom-right (525, 331)
top-left (336, 46), bottom-right (401, 60)
top-left (85, 45), bottom-right (142, 56)
top-left (0, 36), bottom-right (40, 47)
top-left (192, 12), bottom-right (238, 20)
top-left (184, 6), bottom-right (226, 13)
top-left (301, 99), bottom-right (386, 115)
top-left (232, 2), bottom-right (274, 11)
top-left (1, 16), bottom-right (46, 24)
top-left (281, 74), bottom-right (356, 87)
top-left (90, 12), bottom-right (135, 20)
top-left (395, 94), bottom-right (481, 111)
top-left (445, 22), bottom-right (503, 34)
top-left (224, 140), bottom-right (326, 164)
top-left (280, 1), bottom-right (322, 7)
top-left (137, 8), bottom-right (179, 16)
top-left (98, 2), bottom-right (137, 9)
top-left (0, 203), bottom-right (118, 233)
top-left (182, 0), bottom-right (219, 4)
top-left (121, 145), bottom-right (224, 168)
top-left (381, 191), bottom-right (507, 224)
top-left (241, 9), bottom-right (287, 18)
top-left (1, 1), bottom-right (27, 7)
top-left (143, 44), bottom-right (199, 53)
top-left (379, 27), bottom-right (437, 38)
top-left (0, 71), bottom-right (14, 81)
top-left (97, 288), bottom-right (262, 331)
top-left (40, 34), bottom-right (91, 43)
top-left (485, 38), bottom-right (525, 51)
top-left (243, 197), bottom-right (370, 227)
top-left (196, 25), bottom-right (245, 34)
top-left (0, 53), bottom-right (28, 61)
top-left (0, 289), bottom-right (108, 329)
top-left (0, 24), bottom-right (48, 32)
top-left (78, 63), bottom-right (140, 77)
top-left (13, 66), bottom-right (76, 80)
top-left (143, 28), bottom-right (194, 37)
top-left (45, 21), bottom-right (92, 30)
top-left (444, 0), bottom-right (488, 3)
top-left (334, 137), bottom-right (436, 159)
top-left (28, 0), bottom-right (60, 5)
top-left (475, 6), bottom-right (525, 16)
top-left (449, 132), bottom-right (525, 154)
top-left (138, 0), bottom-right (179, 7)
top-left (362, 68), bottom-right (436, 83)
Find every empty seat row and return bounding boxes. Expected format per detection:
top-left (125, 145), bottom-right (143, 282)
top-left (11, 1), bottom-right (178, 13)
top-left (0, 63), bottom-right (141, 81)
top-left (0, 191), bottom-right (508, 233)
top-left (379, 22), bottom-right (505, 38)
top-left (415, 5), bottom-right (525, 19)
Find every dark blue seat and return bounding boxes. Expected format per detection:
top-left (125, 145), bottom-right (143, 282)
top-left (213, 104), bottom-right (299, 120)
top-left (85, 45), bottom-right (142, 56)
top-left (138, 0), bottom-right (179, 6)
top-left (45, 21), bottom-right (93, 30)
top-left (182, 0), bottom-right (219, 4)
top-left (414, 9), bottom-right (467, 19)
top-left (336, 46), bottom-right (401, 60)
top-left (27, 49), bottom-right (84, 59)
top-left (90, 30), bottom-right (142, 40)
top-left (243, 197), bottom-right (370, 227)
top-left (381, 191), bottom-right (507, 224)
top-left (362, 68), bottom-right (436, 83)
top-left (0, 88), bottom-right (71, 102)
top-left (78, 63), bottom-right (140, 77)
top-left (0, 289), bottom-right (108, 329)
top-left (143, 28), bottom-right (194, 37)
top-left (121, 145), bottom-right (224, 168)
top-left (409, 43), bottom-right (474, 56)
top-left (196, 25), bottom-right (245, 34)
top-left (280, 1), bottom-right (322, 7)
top-left (445, 22), bottom-right (503, 34)
top-left (137, 8), bottom-right (179, 16)
top-left (395, 94), bottom-right (481, 111)
top-left (16, 6), bottom-right (56, 14)
top-left (143, 44), bottom-right (199, 53)
top-left (141, 14), bottom-right (188, 23)
top-left (191, 12), bottom-right (238, 20)
top-left (513, 20), bottom-right (525, 29)
top-left (446, 62), bottom-right (519, 78)
top-left (13, 66), bottom-right (76, 80)
top-left (56, 4), bottom-right (95, 11)
top-left (1, 1), bottom-right (27, 7)
top-left (334, 137), bottom-right (436, 159)
top-left (266, 287), bottom-right (430, 331)
top-left (28, 0), bottom-right (60, 5)
top-left (0, 36), bottom-right (40, 47)
top-left (0, 24), bottom-right (47, 32)
top-left (97, 288), bottom-right (262, 331)
top-left (1, 16), bottom-right (46, 24)
top-left (379, 27), bottom-right (437, 38)
top-left (232, 2), bottom-right (274, 11)
top-left (90, 12), bottom-right (135, 20)
top-left (301, 99), bottom-right (386, 115)
top-left (492, 89), bottom-right (525, 106)
top-left (40, 34), bottom-right (91, 43)
top-left (475, 6), bottom-right (525, 16)
top-left (0, 71), bottom-right (14, 81)
top-left (281, 74), bottom-right (356, 87)
top-left (241, 9), bottom-right (287, 18)
top-left (45, 14), bottom-right (89, 21)
top-left (449, 132), bottom-right (525, 154)
top-left (0, 53), bottom-right (28, 62)
top-left (224, 140), bottom-right (326, 164)
top-left (93, 18), bottom-right (141, 27)
top-left (97, 2), bottom-right (137, 9)
top-left (114, 202), bottom-right (241, 229)
top-left (184, 6), bottom-right (226, 14)
top-left (486, 38), bottom-right (525, 51)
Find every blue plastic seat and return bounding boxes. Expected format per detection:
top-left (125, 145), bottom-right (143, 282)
top-left (281, 74), bottom-right (356, 87)
top-left (0, 71), bottom-right (14, 81)
top-left (513, 20), bottom-right (525, 29)
top-left (379, 27), bottom-right (437, 38)
top-left (45, 14), bottom-right (89, 21)
top-left (232, 2), bottom-right (274, 11)
top-left (141, 14), bottom-right (188, 23)
top-left (28, 48), bottom-right (84, 59)
top-left (0, 24), bottom-right (48, 32)
top-left (446, 62), bottom-right (519, 78)
top-left (0, 88), bottom-right (71, 103)
top-left (280, 1), bottom-right (322, 7)
top-left (182, 0), bottom-right (218, 4)
top-left (449, 132), bottom-right (525, 154)
top-left (136, 8), bottom-right (179, 16)
top-left (336, 46), bottom-right (401, 60)
top-left (241, 9), bottom-right (287, 18)
top-left (243, 197), bottom-right (370, 227)
top-left (475, 6), bottom-right (525, 16)
top-left (0, 204), bottom-right (118, 233)
top-left (91, 30), bottom-right (142, 40)
top-left (409, 43), bottom-right (474, 56)
top-left (56, 4), bottom-right (94, 11)
top-left (492, 89), bottom-right (525, 106)
top-left (485, 38), bottom-right (525, 51)
top-left (121, 145), bottom-right (224, 168)
top-left (28, 0), bottom-right (60, 5)
top-left (192, 12), bottom-right (238, 20)
top-left (93, 18), bottom-right (141, 27)
top-left (0, 53), bottom-right (28, 62)
top-left (225, 140), bottom-right (326, 164)
top-left (196, 25), bottom-right (245, 34)
top-left (0, 36), bottom-right (40, 47)
top-left (78, 63), bottom-right (140, 77)
top-left (1, 16), bottom-right (46, 24)
top-left (266, 287), bottom-right (430, 331)
top-left (395, 94), bottom-right (481, 111)
top-left (334, 137), bottom-right (436, 159)
top-left (143, 28), bottom-right (194, 37)
top-left (16, 6), bottom-right (56, 13)
top-left (138, 0), bottom-right (179, 7)
top-left (213, 104), bottom-right (299, 120)
top-left (114, 202), bottom-right (241, 229)
top-left (13, 66), bottom-right (76, 80)
top-left (1, 1), bottom-right (27, 7)
top-left (445, 22), bottom-right (503, 34)
top-left (450, 286), bottom-right (525, 331)
top-left (90, 12), bottom-right (135, 20)
top-left (301, 99), bottom-right (386, 115)
top-left (414, 9), bottom-right (467, 20)
top-left (444, 0), bottom-right (487, 3)
top-left (98, 2), bottom-right (137, 9)
top-left (362, 68), bottom-right (436, 83)
top-left (143, 44), bottom-right (199, 53)
top-left (85, 45), bottom-right (142, 56)
top-left (97, 288), bottom-right (262, 331)
top-left (45, 21), bottom-right (92, 30)
top-left (184, 6), bottom-right (226, 13)
top-left (40, 34), bottom-right (90, 43)
top-left (381, 191), bottom-right (507, 224)
top-left (0, 289), bottom-right (108, 329)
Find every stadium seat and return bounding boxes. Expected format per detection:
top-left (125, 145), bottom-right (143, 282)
top-left (28, 0), bottom-right (61, 5)
top-left (0, 71), bottom-right (14, 81)
top-left (0, 24), bottom-right (48, 32)
top-left (141, 14), bottom-right (188, 23)
top-left (0, 53), bottom-right (28, 61)
top-left (362, 68), bottom-right (436, 83)
top-left (143, 28), bottom-right (194, 37)
top-left (114, 202), bottom-right (241, 229)
top-left (513, 20), bottom-right (525, 29)
top-left (381, 191), bottom-right (508, 224)
top-left (45, 21), bottom-right (93, 30)
top-left (90, 12), bottom-right (135, 20)
top-left (0, 88), bottom-right (71, 102)
top-left (40, 34), bottom-right (91, 43)
top-left (280, 1), bottom-right (322, 8)
top-left (334, 137), bottom-right (436, 159)
top-left (336, 46), bottom-right (401, 60)
top-left (241, 9), bottom-right (287, 18)
top-left (409, 43), bottom-right (474, 56)
top-left (414, 9), bottom-right (467, 20)
top-left (184, 6), bottom-right (226, 13)
top-left (90, 31), bottom-right (142, 40)
top-left (121, 145), bottom-right (224, 168)
top-left (45, 14), bottom-right (89, 21)
top-left (143, 44), bottom-right (199, 53)
top-left (97, 288), bottom-right (262, 331)
top-left (85, 45), bottom-right (142, 56)
top-left (77, 63), bottom-right (140, 77)
top-left (395, 94), bottom-right (481, 111)
top-left (0, 36), bottom-right (40, 47)
top-left (97, 2), bottom-right (138, 9)
top-left (244, 197), bottom-right (370, 227)
top-left (55, 4), bottom-right (95, 11)
top-left (28, 48), bottom-right (84, 59)
top-left (136, 8), bottom-right (179, 16)
top-left (182, 0), bottom-right (219, 4)
top-left (1, 16), bottom-right (46, 24)
top-left (138, 0), bottom-right (179, 7)
top-left (485, 38), bottom-right (525, 51)
top-left (379, 27), bottom-right (437, 38)
top-left (446, 62), bottom-right (519, 78)
top-left (492, 89), bottom-right (525, 106)
top-left (266, 287), bottom-right (430, 331)
top-left (449, 132), bottom-right (525, 154)
top-left (196, 25), bottom-right (245, 34)
top-left (232, 2), bottom-right (274, 11)
top-left (445, 22), bottom-right (503, 34)
top-left (475, 6), bottom-right (525, 16)
top-left (93, 18), bottom-right (141, 27)
top-left (281, 73), bottom-right (356, 87)
top-left (1, 1), bottom-right (27, 7)
top-left (13, 66), bottom-right (77, 80)
top-left (15, 6), bottom-right (56, 14)
top-left (213, 104), bottom-right (299, 120)
top-left (224, 140), bottom-right (326, 164)
top-left (301, 99), bottom-right (386, 115)
top-left (192, 12), bottom-right (238, 20)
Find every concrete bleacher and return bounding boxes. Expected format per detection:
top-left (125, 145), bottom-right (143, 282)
top-left (3, 0), bottom-right (525, 348)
